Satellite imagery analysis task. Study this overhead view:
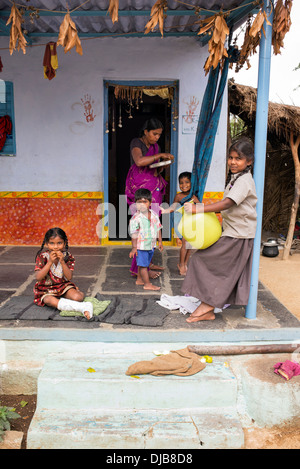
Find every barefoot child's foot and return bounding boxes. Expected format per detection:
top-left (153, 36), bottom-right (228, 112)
top-left (143, 284), bottom-right (161, 291)
top-left (177, 263), bottom-right (187, 275)
top-left (84, 310), bottom-right (91, 320)
top-left (186, 311), bottom-right (215, 322)
top-left (149, 263), bottom-right (165, 271)
top-left (149, 270), bottom-right (161, 279)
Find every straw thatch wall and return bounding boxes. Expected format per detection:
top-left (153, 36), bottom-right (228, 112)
top-left (228, 79), bottom-right (300, 235)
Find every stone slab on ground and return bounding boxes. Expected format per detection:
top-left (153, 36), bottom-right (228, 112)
top-left (0, 431), bottom-right (23, 450)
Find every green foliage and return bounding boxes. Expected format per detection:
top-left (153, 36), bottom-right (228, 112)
top-left (0, 404), bottom-right (20, 442)
top-left (230, 113), bottom-right (247, 139)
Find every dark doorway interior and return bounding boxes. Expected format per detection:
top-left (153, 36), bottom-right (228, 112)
top-left (108, 86), bottom-right (172, 240)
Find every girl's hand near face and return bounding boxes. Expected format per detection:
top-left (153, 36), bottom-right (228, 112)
top-left (49, 251), bottom-right (58, 263)
top-left (56, 251), bottom-right (65, 262)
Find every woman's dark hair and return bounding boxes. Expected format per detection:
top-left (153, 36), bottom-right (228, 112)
top-left (134, 188), bottom-right (152, 202)
top-left (225, 137), bottom-right (255, 189)
top-left (35, 227), bottom-right (69, 261)
top-left (139, 118), bottom-right (164, 137)
top-left (178, 171), bottom-right (191, 182)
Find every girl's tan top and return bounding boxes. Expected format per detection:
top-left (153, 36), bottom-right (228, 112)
top-left (221, 172), bottom-right (257, 239)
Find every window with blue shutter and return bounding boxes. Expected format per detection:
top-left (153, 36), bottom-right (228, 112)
top-left (0, 81), bottom-right (16, 156)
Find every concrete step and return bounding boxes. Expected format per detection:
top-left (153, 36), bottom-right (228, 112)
top-left (27, 407), bottom-right (244, 449)
top-left (36, 352), bottom-right (238, 410)
top-left (27, 351), bottom-right (244, 449)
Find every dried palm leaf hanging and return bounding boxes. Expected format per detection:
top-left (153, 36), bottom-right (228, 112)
top-left (145, 0), bottom-right (168, 37)
top-left (272, 0), bottom-right (293, 55)
top-left (248, 7), bottom-right (271, 38)
top-left (57, 12), bottom-right (83, 55)
top-left (6, 3), bottom-right (27, 55)
top-left (197, 13), bottom-right (230, 75)
top-left (234, 18), bottom-right (260, 72)
top-left (108, 0), bottom-right (119, 24)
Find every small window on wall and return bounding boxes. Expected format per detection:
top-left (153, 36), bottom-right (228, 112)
top-left (0, 81), bottom-right (16, 156)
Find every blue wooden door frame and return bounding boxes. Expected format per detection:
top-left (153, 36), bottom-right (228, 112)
top-left (103, 79), bottom-right (179, 240)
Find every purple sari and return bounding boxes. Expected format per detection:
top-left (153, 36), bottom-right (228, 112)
top-left (125, 140), bottom-right (167, 275)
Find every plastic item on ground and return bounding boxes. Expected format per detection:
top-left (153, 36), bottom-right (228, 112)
top-left (274, 360), bottom-right (300, 380)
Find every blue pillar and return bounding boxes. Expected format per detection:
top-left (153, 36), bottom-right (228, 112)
top-left (245, 0), bottom-right (274, 319)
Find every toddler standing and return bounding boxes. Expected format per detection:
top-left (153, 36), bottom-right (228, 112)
top-left (129, 188), bottom-right (163, 291)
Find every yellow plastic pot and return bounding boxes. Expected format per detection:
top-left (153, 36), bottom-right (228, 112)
top-left (177, 208), bottom-right (222, 249)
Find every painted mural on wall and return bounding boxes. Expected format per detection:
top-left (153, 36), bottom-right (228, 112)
top-left (70, 93), bottom-right (97, 134)
top-left (182, 96), bottom-right (200, 134)
top-left (81, 94), bottom-right (96, 123)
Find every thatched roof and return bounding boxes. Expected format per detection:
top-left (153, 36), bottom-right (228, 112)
top-left (228, 79), bottom-right (300, 145)
top-left (228, 79), bottom-right (300, 235)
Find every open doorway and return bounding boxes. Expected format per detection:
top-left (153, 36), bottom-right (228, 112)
top-left (104, 81), bottom-right (178, 242)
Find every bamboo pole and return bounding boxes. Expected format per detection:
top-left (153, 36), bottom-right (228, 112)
top-left (188, 343), bottom-right (300, 356)
top-left (283, 132), bottom-right (300, 259)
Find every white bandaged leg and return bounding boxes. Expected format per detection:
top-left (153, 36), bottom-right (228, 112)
top-left (57, 298), bottom-right (93, 319)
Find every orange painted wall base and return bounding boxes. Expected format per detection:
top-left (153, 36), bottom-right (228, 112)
top-left (0, 196), bottom-right (101, 246)
top-left (0, 191), bottom-right (223, 246)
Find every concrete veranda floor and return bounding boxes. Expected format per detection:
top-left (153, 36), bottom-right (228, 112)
top-left (0, 244), bottom-right (299, 343)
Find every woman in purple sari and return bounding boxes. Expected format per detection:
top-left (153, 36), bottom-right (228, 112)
top-left (125, 118), bottom-right (174, 277)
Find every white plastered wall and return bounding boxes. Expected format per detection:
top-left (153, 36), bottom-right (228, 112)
top-left (0, 36), bottom-right (227, 193)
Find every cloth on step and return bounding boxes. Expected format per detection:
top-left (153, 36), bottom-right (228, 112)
top-left (59, 296), bottom-right (111, 318)
top-left (157, 294), bottom-right (223, 315)
top-left (125, 347), bottom-right (206, 377)
top-left (274, 360), bottom-right (300, 381)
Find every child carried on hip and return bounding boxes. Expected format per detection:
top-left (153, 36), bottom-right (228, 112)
top-left (160, 171), bottom-right (199, 275)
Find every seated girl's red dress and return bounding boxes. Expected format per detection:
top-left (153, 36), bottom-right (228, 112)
top-left (34, 251), bottom-right (77, 306)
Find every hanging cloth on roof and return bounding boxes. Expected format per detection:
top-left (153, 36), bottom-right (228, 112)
top-left (0, 115), bottom-right (12, 151)
top-left (43, 42), bottom-right (58, 80)
top-left (181, 56), bottom-right (230, 204)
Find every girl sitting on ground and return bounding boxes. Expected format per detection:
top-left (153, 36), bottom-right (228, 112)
top-left (34, 227), bottom-right (93, 320)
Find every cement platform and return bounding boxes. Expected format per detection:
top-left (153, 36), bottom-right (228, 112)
top-left (0, 245), bottom-right (299, 343)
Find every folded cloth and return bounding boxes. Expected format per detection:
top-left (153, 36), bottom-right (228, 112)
top-left (95, 293), bottom-right (144, 324)
top-left (125, 347), bottom-right (206, 377)
top-left (130, 298), bottom-right (169, 327)
top-left (59, 296), bottom-right (110, 318)
top-left (274, 360), bottom-right (300, 381)
top-left (157, 294), bottom-right (223, 315)
top-left (94, 294), bottom-right (168, 326)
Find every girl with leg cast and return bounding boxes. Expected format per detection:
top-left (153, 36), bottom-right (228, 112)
top-left (34, 227), bottom-right (93, 320)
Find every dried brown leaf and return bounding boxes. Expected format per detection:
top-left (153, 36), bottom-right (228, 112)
top-left (249, 10), bottom-right (265, 37)
top-left (108, 0), bottom-right (119, 24)
top-left (145, 0), bottom-right (167, 37)
top-left (200, 13), bottom-right (229, 74)
top-left (272, 0), bottom-right (292, 55)
top-left (57, 13), bottom-right (82, 55)
top-left (6, 4), bottom-right (27, 55)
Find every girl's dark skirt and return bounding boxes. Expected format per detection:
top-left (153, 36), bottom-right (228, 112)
top-left (182, 236), bottom-right (254, 309)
